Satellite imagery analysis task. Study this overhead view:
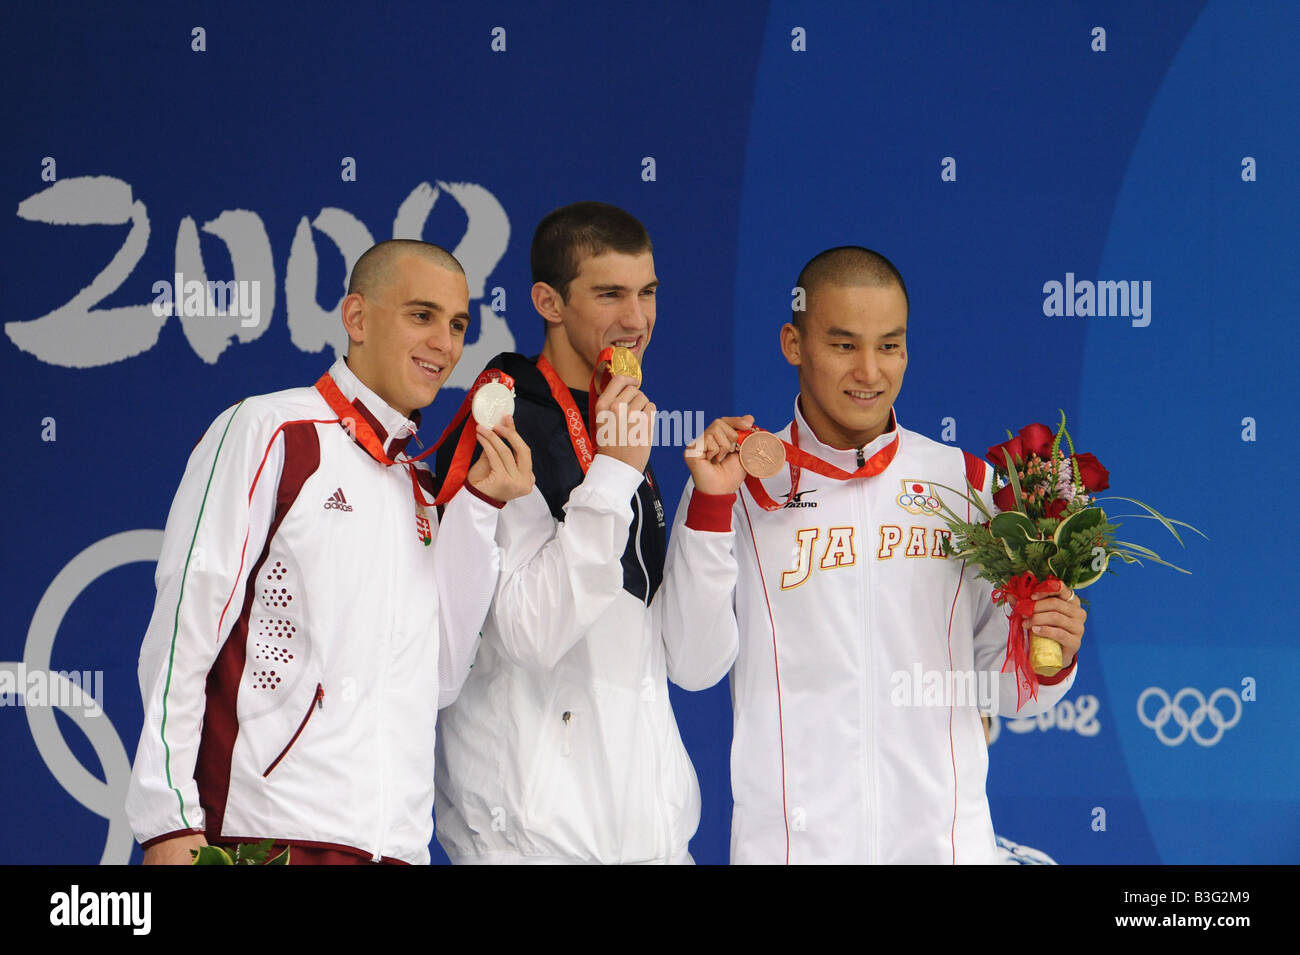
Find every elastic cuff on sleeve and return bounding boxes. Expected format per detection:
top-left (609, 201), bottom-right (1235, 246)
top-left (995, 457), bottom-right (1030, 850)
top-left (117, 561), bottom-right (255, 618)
top-left (1036, 653), bottom-right (1077, 686)
top-left (140, 827), bottom-right (207, 850)
top-left (463, 482), bottom-right (505, 509)
top-left (686, 490), bottom-right (736, 532)
top-left (584, 453), bottom-right (648, 501)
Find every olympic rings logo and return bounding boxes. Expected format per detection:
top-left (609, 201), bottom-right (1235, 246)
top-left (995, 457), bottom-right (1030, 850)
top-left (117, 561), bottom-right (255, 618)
top-left (1137, 686), bottom-right (1242, 747)
top-left (3, 530), bottom-right (161, 863)
top-left (566, 407), bottom-right (584, 437)
top-left (896, 480), bottom-right (940, 516)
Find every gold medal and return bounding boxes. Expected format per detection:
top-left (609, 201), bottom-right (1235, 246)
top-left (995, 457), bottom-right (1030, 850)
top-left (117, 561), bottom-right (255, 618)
top-left (738, 430), bottom-right (787, 479)
top-left (608, 345), bottom-right (642, 385)
top-left (594, 345), bottom-right (644, 397)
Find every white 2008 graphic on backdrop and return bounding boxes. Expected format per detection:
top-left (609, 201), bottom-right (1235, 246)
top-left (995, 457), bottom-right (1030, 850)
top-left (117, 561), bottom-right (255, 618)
top-left (5, 175), bottom-right (514, 388)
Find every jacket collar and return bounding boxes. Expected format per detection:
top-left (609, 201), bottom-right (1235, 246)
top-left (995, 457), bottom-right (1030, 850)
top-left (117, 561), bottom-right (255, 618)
top-left (791, 396), bottom-right (899, 471)
top-left (329, 357), bottom-right (421, 459)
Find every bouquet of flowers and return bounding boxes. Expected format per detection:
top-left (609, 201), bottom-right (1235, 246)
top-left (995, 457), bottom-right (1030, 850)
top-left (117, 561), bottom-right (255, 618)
top-left (191, 839), bottom-right (289, 865)
top-left (937, 412), bottom-right (1200, 709)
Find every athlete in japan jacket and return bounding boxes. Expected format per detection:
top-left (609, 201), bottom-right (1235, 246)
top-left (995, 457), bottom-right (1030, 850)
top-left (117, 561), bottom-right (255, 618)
top-left (432, 353), bottom-right (737, 864)
top-left (126, 358), bottom-right (503, 864)
top-left (674, 401), bottom-right (1078, 864)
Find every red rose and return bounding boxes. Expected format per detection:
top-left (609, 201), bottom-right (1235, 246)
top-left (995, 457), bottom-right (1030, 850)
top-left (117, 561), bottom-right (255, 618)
top-left (1073, 452), bottom-right (1110, 492)
top-left (992, 484), bottom-right (1018, 513)
top-left (1043, 498), bottom-right (1069, 519)
top-left (987, 436), bottom-right (1024, 471)
top-left (1018, 422), bottom-right (1056, 459)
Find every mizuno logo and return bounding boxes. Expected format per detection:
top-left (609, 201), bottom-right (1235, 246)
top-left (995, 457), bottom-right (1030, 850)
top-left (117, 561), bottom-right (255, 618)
top-left (783, 489), bottom-right (818, 508)
top-left (323, 488), bottom-right (353, 512)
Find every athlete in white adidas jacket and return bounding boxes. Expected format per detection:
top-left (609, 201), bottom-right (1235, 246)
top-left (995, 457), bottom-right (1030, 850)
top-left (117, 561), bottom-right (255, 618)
top-left (126, 243), bottom-right (534, 865)
top-left (672, 247), bottom-right (1087, 864)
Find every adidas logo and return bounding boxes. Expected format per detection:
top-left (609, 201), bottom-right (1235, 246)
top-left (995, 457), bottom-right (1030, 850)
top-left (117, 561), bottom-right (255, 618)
top-left (323, 488), bottom-right (353, 512)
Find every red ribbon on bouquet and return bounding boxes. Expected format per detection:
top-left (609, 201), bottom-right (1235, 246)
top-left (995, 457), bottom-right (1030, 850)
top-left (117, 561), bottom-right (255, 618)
top-left (991, 571), bottom-right (1059, 711)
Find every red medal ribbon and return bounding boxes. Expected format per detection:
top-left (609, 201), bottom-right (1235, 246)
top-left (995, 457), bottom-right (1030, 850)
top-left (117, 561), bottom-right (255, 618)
top-left (313, 369), bottom-right (514, 515)
top-left (429, 368), bottom-right (516, 506)
top-left (743, 415), bottom-right (901, 511)
top-left (536, 352), bottom-right (622, 474)
top-left (991, 570), bottom-right (1054, 711)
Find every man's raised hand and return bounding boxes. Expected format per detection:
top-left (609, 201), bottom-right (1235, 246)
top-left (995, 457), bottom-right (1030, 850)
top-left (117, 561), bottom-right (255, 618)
top-left (593, 375), bottom-right (656, 474)
top-left (685, 415), bottom-right (755, 495)
top-left (467, 415), bottom-right (535, 503)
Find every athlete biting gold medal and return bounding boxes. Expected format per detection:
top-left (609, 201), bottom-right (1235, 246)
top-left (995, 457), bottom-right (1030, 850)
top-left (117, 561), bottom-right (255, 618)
top-left (594, 345), bottom-right (643, 395)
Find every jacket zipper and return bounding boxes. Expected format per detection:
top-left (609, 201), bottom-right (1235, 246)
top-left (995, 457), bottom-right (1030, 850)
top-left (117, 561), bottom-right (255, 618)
top-left (374, 484), bottom-right (398, 861)
top-left (633, 490), bottom-right (649, 606)
top-left (633, 487), bottom-right (671, 859)
top-left (859, 483), bottom-right (876, 864)
top-left (561, 710), bottom-right (573, 756)
top-left (262, 683), bottom-right (324, 777)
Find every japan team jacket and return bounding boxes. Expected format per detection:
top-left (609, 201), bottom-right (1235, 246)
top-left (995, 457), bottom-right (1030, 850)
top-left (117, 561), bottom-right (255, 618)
top-left (685, 402), bottom-right (1079, 864)
top-left (432, 353), bottom-right (737, 864)
top-left (126, 359), bottom-right (502, 864)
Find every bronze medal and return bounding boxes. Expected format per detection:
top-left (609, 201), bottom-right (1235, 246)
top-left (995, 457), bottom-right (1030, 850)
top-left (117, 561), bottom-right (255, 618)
top-left (738, 430), bottom-right (787, 479)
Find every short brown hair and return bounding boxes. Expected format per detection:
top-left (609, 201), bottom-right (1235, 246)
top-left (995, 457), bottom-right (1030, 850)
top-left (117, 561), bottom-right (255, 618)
top-left (531, 202), bottom-right (652, 301)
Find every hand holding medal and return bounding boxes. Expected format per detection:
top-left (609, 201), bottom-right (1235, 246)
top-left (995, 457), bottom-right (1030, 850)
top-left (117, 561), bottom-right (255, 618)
top-left (465, 413), bottom-right (535, 504)
top-left (684, 415), bottom-right (758, 495)
top-left (591, 346), bottom-right (656, 474)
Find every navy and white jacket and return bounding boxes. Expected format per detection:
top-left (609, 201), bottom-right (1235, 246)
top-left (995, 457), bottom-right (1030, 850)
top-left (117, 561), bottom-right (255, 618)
top-left (433, 353), bottom-right (737, 864)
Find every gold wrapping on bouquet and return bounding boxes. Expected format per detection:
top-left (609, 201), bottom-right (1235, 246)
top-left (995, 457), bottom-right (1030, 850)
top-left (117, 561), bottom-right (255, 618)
top-left (1030, 634), bottom-right (1064, 677)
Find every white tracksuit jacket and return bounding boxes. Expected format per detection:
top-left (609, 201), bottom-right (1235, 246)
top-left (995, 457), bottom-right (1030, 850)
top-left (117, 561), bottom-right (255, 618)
top-left (126, 358), bottom-right (502, 864)
top-left (690, 402), bottom-right (1078, 864)
top-left (433, 354), bottom-right (737, 864)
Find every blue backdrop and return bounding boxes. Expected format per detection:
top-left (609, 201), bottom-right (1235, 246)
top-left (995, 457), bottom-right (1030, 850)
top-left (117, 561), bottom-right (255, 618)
top-left (3, 0), bottom-right (1294, 864)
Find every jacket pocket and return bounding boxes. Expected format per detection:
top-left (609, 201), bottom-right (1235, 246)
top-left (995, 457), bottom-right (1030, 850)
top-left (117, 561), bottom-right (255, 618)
top-left (262, 683), bottom-right (324, 777)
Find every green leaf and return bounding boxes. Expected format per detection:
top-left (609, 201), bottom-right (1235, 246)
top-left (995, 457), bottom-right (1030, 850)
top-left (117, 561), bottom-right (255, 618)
top-left (235, 839), bottom-right (275, 865)
top-left (990, 511), bottom-right (1038, 547)
top-left (266, 846), bottom-right (291, 865)
top-left (1071, 551), bottom-right (1108, 589)
top-left (1107, 513), bottom-right (1206, 536)
top-left (1091, 495), bottom-right (1206, 546)
top-left (1003, 458), bottom-right (1027, 512)
top-left (1057, 409), bottom-right (1077, 457)
top-left (929, 480), bottom-right (991, 523)
top-left (1052, 506), bottom-right (1105, 547)
top-left (192, 845), bottom-right (234, 865)
top-left (1112, 541), bottom-right (1192, 574)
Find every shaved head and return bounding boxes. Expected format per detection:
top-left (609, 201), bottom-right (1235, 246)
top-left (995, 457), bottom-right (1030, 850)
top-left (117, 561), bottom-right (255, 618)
top-left (348, 239), bottom-right (464, 297)
top-left (793, 246), bottom-right (909, 326)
